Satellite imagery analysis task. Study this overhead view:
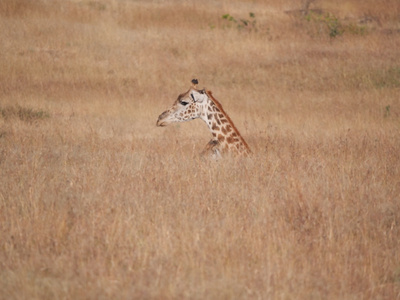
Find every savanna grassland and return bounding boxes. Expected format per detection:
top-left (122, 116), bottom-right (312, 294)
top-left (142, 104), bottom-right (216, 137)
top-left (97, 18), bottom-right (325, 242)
top-left (1, 0), bottom-right (400, 299)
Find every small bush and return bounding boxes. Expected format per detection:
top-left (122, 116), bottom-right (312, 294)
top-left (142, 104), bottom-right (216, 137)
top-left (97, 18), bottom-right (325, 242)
top-left (0, 105), bottom-right (50, 122)
top-left (303, 10), bottom-right (370, 38)
top-left (305, 11), bottom-right (344, 38)
top-left (222, 12), bottom-right (257, 32)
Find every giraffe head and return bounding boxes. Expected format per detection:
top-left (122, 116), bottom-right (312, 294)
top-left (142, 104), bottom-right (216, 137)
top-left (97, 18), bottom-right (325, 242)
top-left (156, 79), bottom-right (251, 156)
top-left (156, 82), bottom-right (208, 127)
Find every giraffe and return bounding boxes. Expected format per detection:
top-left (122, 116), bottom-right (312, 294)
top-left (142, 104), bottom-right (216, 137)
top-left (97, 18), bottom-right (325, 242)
top-left (156, 79), bottom-right (251, 158)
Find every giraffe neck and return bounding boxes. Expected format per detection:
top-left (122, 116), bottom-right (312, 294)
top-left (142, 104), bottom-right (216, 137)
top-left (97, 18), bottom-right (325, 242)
top-left (199, 93), bottom-right (250, 154)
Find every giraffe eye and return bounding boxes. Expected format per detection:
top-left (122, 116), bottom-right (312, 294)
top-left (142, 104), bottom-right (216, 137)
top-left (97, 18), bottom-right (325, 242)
top-left (180, 101), bottom-right (189, 106)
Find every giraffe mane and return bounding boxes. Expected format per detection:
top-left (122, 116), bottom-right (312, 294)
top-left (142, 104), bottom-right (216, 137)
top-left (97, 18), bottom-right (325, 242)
top-left (205, 90), bottom-right (251, 152)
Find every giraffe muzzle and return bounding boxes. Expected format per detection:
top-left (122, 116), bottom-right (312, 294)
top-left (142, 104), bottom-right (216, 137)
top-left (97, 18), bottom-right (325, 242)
top-left (156, 120), bottom-right (167, 127)
top-left (156, 111), bottom-right (169, 127)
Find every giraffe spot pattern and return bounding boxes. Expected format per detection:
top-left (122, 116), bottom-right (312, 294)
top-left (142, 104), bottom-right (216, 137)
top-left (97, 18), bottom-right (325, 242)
top-left (212, 123), bottom-right (219, 131)
top-left (226, 136), bottom-right (234, 144)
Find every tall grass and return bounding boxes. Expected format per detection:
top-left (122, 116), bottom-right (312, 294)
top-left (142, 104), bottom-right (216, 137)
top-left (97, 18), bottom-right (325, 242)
top-left (1, 0), bottom-right (399, 299)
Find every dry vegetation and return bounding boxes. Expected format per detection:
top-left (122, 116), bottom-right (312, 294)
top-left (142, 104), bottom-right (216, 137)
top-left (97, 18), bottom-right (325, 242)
top-left (1, 0), bottom-right (400, 299)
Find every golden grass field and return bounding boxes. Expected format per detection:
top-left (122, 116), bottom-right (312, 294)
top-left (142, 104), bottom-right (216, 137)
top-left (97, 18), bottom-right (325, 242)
top-left (1, 0), bottom-right (400, 299)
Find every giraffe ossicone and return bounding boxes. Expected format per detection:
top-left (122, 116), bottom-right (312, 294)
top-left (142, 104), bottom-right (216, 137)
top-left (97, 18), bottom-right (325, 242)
top-left (156, 79), bottom-right (251, 157)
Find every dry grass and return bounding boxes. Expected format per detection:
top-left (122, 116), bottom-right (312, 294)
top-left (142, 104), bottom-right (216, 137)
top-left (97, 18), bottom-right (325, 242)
top-left (1, 0), bottom-right (400, 299)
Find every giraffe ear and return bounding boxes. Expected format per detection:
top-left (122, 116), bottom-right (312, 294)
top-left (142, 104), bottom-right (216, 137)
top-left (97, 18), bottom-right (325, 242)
top-left (191, 90), bottom-right (207, 103)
